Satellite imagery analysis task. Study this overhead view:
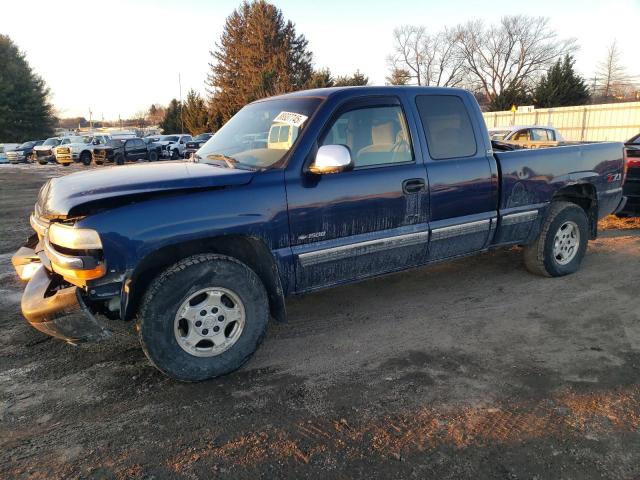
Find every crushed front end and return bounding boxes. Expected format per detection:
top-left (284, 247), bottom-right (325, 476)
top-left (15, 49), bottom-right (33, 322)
top-left (12, 206), bottom-right (112, 343)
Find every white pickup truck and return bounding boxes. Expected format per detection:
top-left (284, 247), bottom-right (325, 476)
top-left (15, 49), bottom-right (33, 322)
top-left (54, 134), bottom-right (111, 166)
top-left (157, 134), bottom-right (193, 159)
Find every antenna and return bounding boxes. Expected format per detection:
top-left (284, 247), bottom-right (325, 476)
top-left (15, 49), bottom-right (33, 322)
top-left (179, 73), bottom-right (184, 134)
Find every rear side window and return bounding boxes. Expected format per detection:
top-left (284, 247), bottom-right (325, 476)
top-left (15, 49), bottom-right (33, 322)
top-left (415, 95), bottom-right (477, 160)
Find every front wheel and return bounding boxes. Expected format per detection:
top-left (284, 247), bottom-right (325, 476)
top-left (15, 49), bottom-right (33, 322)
top-left (170, 148), bottom-right (179, 160)
top-left (523, 201), bottom-right (589, 277)
top-left (115, 154), bottom-right (125, 165)
top-left (137, 254), bottom-right (269, 381)
top-left (147, 150), bottom-right (159, 162)
top-left (80, 151), bottom-right (92, 166)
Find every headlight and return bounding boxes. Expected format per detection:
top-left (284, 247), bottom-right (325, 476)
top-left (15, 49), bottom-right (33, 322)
top-left (48, 223), bottom-right (102, 250)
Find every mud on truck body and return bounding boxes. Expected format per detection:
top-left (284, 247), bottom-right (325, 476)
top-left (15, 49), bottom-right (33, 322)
top-left (12, 86), bottom-right (627, 381)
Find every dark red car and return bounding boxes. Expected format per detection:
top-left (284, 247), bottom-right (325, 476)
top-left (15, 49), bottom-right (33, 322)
top-left (619, 133), bottom-right (640, 216)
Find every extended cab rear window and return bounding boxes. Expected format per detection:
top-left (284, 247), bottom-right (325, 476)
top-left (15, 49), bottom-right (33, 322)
top-left (415, 95), bottom-right (477, 160)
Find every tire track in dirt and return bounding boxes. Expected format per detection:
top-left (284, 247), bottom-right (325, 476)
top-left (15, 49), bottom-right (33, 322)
top-left (167, 385), bottom-right (640, 473)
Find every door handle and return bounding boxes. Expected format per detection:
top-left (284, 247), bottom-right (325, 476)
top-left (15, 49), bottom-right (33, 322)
top-left (402, 178), bottom-right (426, 194)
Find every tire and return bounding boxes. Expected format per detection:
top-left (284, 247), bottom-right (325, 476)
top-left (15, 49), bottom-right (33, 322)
top-left (80, 151), bottom-right (92, 166)
top-left (523, 201), bottom-right (589, 277)
top-left (137, 254), bottom-right (269, 382)
top-left (148, 150), bottom-right (158, 162)
top-left (38, 160), bottom-right (47, 165)
top-left (115, 154), bottom-right (125, 165)
top-left (170, 148), bottom-right (179, 160)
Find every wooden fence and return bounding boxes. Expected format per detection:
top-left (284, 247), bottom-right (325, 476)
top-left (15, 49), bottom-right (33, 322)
top-left (482, 102), bottom-right (640, 142)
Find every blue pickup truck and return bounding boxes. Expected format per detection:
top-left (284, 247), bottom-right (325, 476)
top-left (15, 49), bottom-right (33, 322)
top-left (12, 86), bottom-right (626, 381)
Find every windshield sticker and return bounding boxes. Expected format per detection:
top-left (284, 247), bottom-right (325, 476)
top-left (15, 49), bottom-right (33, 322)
top-left (273, 111), bottom-right (308, 127)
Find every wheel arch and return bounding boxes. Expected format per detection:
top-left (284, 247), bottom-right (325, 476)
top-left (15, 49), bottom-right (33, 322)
top-left (123, 235), bottom-right (286, 323)
top-left (551, 183), bottom-right (598, 239)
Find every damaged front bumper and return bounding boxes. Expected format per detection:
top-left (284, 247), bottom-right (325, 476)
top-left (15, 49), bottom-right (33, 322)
top-left (12, 243), bottom-right (112, 344)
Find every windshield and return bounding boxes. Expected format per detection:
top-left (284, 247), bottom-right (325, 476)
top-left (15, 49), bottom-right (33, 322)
top-left (43, 138), bottom-right (60, 146)
top-left (68, 135), bottom-right (92, 144)
top-left (60, 138), bottom-right (72, 145)
top-left (195, 97), bottom-right (321, 169)
top-left (160, 135), bottom-right (180, 142)
top-left (489, 130), bottom-right (511, 141)
top-left (18, 141), bottom-right (36, 149)
top-left (193, 133), bottom-right (212, 142)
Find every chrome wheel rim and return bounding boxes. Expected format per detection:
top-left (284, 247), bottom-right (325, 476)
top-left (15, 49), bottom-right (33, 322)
top-left (553, 220), bottom-right (580, 265)
top-left (174, 287), bottom-right (245, 357)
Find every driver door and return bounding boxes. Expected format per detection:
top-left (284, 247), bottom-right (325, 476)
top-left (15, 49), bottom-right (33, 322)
top-left (286, 96), bottom-right (430, 293)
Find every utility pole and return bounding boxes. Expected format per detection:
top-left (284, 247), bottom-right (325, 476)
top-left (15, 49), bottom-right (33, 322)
top-left (89, 108), bottom-right (93, 131)
top-left (179, 73), bottom-right (184, 134)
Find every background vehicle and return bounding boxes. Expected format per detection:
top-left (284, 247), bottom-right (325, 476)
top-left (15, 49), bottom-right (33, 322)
top-left (157, 134), bottom-right (193, 159)
top-left (34, 137), bottom-right (67, 164)
top-left (184, 133), bottom-right (213, 159)
top-left (488, 125), bottom-right (565, 148)
top-left (0, 143), bottom-right (20, 163)
top-left (54, 134), bottom-right (111, 166)
top-left (92, 138), bottom-right (153, 165)
top-left (143, 136), bottom-right (162, 160)
top-left (12, 86), bottom-right (625, 382)
top-left (618, 132), bottom-right (640, 216)
top-left (6, 140), bottom-right (44, 163)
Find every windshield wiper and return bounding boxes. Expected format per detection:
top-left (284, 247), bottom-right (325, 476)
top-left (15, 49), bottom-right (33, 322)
top-left (205, 153), bottom-right (257, 171)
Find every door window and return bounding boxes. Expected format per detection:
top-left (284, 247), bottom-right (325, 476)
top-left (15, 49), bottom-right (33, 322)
top-left (512, 130), bottom-right (530, 141)
top-left (321, 105), bottom-right (413, 168)
top-left (415, 95), bottom-right (477, 159)
top-left (531, 129), bottom-right (551, 141)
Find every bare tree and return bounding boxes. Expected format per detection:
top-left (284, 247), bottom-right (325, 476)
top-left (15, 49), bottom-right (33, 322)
top-left (595, 40), bottom-right (633, 100)
top-left (387, 25), bottom-right (465, 87)
top-left (455, 16), bottom-right (575, 102)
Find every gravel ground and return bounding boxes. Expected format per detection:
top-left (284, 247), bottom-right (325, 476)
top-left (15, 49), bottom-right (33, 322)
top-left (1, 163), bottom-right (640, 479)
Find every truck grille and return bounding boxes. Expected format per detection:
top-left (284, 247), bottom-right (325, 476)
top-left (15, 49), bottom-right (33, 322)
top-left (57, 147), bottom-right (70, 155)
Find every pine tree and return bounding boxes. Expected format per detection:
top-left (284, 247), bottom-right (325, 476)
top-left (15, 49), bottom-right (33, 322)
top-left (386, 68), bottom-right (411, 85)
top-left (0, 35), bottom-right (55, 142)
top-left (334, 70), bottom-right (369, 87)
top-left (183, 90), bottom-right (209, 135)
top-left (306, 68), bottom-right (334, 89)
top-left (487, 85), bottom-right (532, 112)
top-left (159, 99), bottom-right (182, 133)
top-left (534, 55), bottom-right (590, 107)
top-left (207, 0), bottom-right (313, 128)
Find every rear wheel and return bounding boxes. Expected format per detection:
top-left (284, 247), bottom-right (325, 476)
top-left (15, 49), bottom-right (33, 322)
top-left (115, 154), bottom-right (125, 165)
top-left (137, 254), bottom-right (269, 381)
top-left (523, 201), bottom-right (589, 277)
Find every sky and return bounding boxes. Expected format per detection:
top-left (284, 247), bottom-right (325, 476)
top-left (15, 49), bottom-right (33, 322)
top-left (1, 0), bottom-right (638, 120)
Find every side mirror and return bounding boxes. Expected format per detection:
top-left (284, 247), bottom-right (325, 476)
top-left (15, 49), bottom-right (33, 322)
top-left (309, 145), bottom-right (353, 175)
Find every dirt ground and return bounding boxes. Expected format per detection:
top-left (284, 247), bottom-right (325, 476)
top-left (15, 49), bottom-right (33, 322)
top-left (1, 163), bottom-right (640, 479)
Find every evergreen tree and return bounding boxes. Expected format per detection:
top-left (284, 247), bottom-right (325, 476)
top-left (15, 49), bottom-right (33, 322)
top-left (0, 34), bottom-right (55, 142)
top-left (183, 89), bottom-right (209, 135)
top-left (487, 85), bottom-right (532, 112)
top-left (207, 0), bottom-right (313, 128)
top-left (334, 70), bottom-right (369, 87)
top-left (159, 99), bottom-right (183, 133)
top-left (534, 55), bottom-right (590, 107)
top-left (386, 67), bottom-right (411, 85)
top-left (306, 68), bottom-right (334, 89)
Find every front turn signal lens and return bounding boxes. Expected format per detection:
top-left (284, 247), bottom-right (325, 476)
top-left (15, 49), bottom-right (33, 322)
top-left (51, 262), bottom-right (106, 281)
top-left (48, 223), bottom-right (102, 250)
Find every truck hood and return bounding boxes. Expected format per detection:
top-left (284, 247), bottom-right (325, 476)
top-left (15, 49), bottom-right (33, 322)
top-left (37, 161), bottom-right (255, 218)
